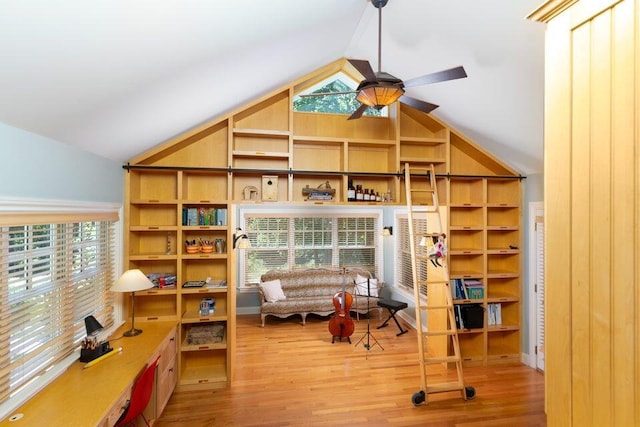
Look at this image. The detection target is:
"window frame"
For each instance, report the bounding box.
[238,207,383,290]
[0,199,120,420]
[292,71,389,117]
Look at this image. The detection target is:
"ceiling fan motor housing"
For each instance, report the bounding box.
[371,0,389,9]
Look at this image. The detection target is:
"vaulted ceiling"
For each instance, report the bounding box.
[0,0,545,174]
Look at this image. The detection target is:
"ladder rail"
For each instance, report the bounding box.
[405,163,471,405]
[405,165,428,394]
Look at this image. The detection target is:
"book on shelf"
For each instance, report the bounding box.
[215,208,227,226]
[487,303,502,326]
[206,279,227,288]
[451,279,468,300]
[464,279,484,299]
[454,304,464,329]
[184,208,198,226]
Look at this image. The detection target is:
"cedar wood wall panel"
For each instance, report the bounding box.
[540,0,639,425]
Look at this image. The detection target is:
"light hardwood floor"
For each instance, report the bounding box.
[157,314,546,427]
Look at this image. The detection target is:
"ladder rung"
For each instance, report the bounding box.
[410,189,435,193]
[425,381,465,395]
[415,279,449,285]
[409,206,439,212]
[424,330,456,336]
[418,304,450,310]
[423,356,461,364]
[413,232,444,237]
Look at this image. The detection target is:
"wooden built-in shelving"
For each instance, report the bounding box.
[123,58,523,390]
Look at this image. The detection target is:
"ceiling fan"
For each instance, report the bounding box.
[304,0,467,120]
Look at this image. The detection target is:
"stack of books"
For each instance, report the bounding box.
[464,279,484,299]
[146,273,176,288]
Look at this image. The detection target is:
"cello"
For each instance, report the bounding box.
[328,267,355,343]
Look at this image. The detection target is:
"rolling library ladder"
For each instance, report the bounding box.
[404,163,475,406]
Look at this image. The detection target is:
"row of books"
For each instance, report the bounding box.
[451,278,484,300]
[487,303,503,326]
[182,207,227,226]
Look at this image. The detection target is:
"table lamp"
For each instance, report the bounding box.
[111,269,154,337]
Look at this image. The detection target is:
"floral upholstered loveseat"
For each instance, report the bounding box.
[258,268,382,327]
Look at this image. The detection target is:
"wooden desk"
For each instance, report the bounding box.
[0,322,177,427]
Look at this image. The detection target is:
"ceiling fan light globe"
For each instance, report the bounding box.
[356,84,405,108]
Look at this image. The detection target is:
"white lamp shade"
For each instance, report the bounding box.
[418,236,428,247]
[111,269,155,292]
[236,237,251,249]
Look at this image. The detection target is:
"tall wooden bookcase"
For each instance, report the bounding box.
[446,137,523,366]
[123,58,523,391]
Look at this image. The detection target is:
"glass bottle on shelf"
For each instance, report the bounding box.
[356,185,364,202]
[375,191,381,202]
[363,189,370,202]
[347,179,356,202]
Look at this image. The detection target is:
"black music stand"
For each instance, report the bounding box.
[354,278,383,353]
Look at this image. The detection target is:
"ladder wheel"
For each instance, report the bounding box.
[465,386,476,400]
[411,390,426,406]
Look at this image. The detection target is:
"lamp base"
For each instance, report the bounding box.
[123,328,143,337]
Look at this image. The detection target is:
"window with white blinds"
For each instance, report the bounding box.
[240,213,379,287]
[396,215,429,296]
[0,220,116,405]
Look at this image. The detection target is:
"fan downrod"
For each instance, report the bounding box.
[371,0,388,9]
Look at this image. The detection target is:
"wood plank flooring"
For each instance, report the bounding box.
[157,314,546,427]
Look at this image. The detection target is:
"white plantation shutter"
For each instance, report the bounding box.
[535,215,545,370]
[241,213,379,286]
[337,217,376,270]
[0,220,116,405]
[397,215,429,295]
[243,217,290,284]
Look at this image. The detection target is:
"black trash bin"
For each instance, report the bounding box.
[461,304,484,329]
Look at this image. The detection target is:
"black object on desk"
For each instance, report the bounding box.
[377,299,408,336]
[80,341,113,363]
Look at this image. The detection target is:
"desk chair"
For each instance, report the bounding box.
[115,356,160,427]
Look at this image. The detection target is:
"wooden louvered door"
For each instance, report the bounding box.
[534,207,544,371]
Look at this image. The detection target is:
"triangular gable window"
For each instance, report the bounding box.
[293,72,387,117]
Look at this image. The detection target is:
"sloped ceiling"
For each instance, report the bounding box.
[0,0,545,175]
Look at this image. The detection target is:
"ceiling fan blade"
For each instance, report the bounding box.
[399,95,439,114]
[348,59,377,82]
[299,91,357,98]
[348,103,369,120]
[403,66,467,88]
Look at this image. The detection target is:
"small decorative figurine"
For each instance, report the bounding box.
[428,233,447,267]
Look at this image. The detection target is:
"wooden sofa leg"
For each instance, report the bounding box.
[301,313,307,325]
[261,314,266,327]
